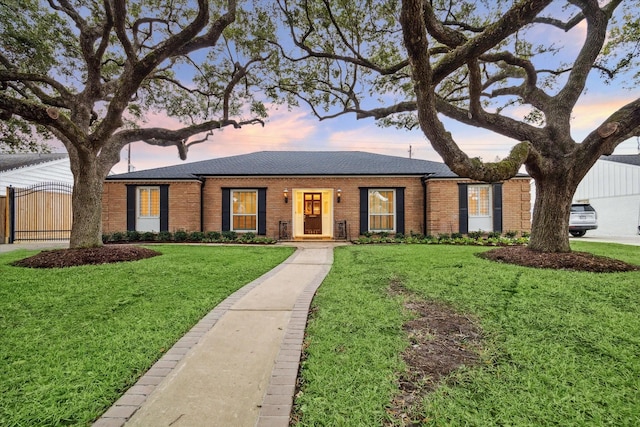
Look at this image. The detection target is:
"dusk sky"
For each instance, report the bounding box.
[100,87,638,175]
[45,4,639,175]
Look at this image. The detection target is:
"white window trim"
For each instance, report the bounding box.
[231,189,258,232]
[137,186,160,219]
[368,189,396,232]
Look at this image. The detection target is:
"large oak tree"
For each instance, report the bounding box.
[0,0,276,248]
[273,0,640,252]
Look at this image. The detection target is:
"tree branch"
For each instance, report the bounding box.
[113,117,264,160]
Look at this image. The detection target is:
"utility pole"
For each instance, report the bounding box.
[127,143,133,172]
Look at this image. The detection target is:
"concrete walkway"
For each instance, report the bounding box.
[93,243,335,427]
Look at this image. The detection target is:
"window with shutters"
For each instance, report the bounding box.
[138,187,160,218]
[368,189,395,232]
[232,190,257,231]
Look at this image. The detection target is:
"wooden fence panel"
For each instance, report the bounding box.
[9,183,73,242]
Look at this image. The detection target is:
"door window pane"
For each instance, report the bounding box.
[138,187,160,218]
[468,185,490,216]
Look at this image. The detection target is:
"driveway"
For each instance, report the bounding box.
[572,235,640,246]
[0,241,69,253]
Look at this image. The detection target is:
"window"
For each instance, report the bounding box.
[232,190,257,231]
[369,189,395,231]
[138,187,160,218]
[468,185,490,217]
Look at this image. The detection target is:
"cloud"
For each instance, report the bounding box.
[571,93,635,133]
[112,107,319,173]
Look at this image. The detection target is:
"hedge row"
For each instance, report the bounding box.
[353,231,530,245]
[102,230,277,244]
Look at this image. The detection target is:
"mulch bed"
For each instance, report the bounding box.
[10,244,638,272]
[478,245,639,273]
[11,245,161,268]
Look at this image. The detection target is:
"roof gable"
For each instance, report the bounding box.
[107,151,458,180]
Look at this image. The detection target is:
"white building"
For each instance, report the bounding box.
[1,153,73,243]
[0,153,72,196]
[573,154,640,236]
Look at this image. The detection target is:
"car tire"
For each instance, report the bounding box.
[570,230,587,237]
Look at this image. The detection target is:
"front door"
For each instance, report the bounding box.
[304,193,322,234]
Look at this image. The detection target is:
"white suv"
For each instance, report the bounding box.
[569,203,598,237]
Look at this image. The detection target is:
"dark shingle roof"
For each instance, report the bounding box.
[107,151,460,180]
[601,154,640,167]
[0,153,68,173]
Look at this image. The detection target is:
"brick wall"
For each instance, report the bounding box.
[502,178,532,232]
[103,176,531,238]
[102,180,201,233]
[425,177,531,235]
[102,182,127,233]
[202,176,425,239]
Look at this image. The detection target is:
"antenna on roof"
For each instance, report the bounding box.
[408,145,413,159]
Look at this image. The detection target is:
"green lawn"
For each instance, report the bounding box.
[293,242,640,426]
[0,244,294,426]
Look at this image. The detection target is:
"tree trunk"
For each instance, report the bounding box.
[69,156,107,248]
[528,173,577,253]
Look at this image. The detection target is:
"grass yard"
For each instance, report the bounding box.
[293,242,640,426]
[0,244,294,426]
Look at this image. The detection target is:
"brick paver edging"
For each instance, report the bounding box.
[255,262,332,427]
[92,250,299,427]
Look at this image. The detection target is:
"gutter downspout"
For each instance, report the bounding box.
[421,174,433,236]
[199,177,206,232]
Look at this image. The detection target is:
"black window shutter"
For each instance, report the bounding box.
[359,188,368,235]
[395,188,405,234]
[126,185,136,231]
[222,189,230,231]
[160,185,169,232]
[258,189,267,235]
[492,183,503,233]
[458,184,468,234]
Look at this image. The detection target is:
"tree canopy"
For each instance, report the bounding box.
[270,0,640,251]
[0,0,279,247]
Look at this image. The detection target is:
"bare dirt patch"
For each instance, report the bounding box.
[386,298,483,426]
[478,245,639,273]
[11,245,161,268]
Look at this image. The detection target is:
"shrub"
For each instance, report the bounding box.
[488,231,502,239]
[101,233,111,244]
[205,231,221,241]
[158,231,172,242]
[253,237,277,244]
[521,231,531,238]
[141,231,157,241]
[188,231,205,242]
[173,230,188,242]
[222,230,238,241]
[125,230,141,241]
[437,233,450,241]
[451,232,463,239]
[111,231,126,242]
[410,231,425,240]
[467,230,484,240]
[239,232,256,242]
[505,230,518,239]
